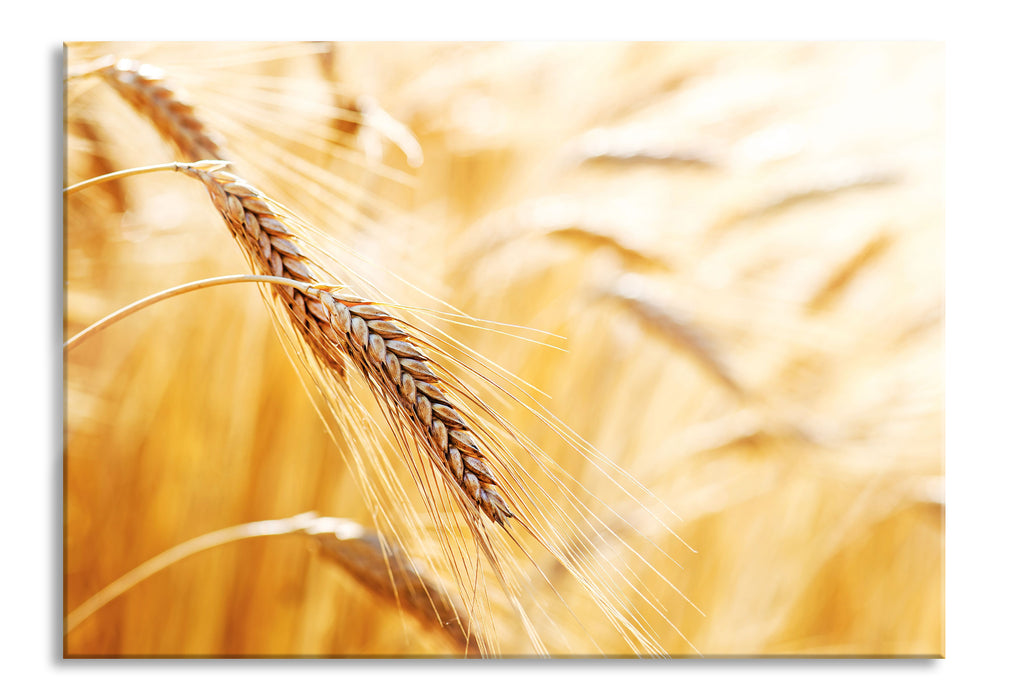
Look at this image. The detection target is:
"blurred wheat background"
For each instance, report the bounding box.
[64,41,943,657]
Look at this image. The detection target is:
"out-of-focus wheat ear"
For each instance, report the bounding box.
[601,279,745,397]
[67,114,129,212]
[806,230,894,313]
[709,164,901,236]
[573,127,721,169]
[308,517,483,657]
[98,58,230,163]
[453,197,674,280]
[546,226,675,274]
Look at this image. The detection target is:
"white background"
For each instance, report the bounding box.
[7,2,1001,697]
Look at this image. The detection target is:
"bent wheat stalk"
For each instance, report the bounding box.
[63,158,229,196]
[63,273,325,352]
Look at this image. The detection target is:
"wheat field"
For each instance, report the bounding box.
[63,41,943,657]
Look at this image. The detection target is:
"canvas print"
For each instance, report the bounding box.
[64,41,943,657]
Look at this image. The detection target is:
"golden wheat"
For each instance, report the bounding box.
[65,41,944,658]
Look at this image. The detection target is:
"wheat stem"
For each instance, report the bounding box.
[63,159,230,195]
[64,274,326,352]
[65,512,320,634]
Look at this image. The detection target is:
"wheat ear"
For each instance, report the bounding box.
[180,163,515,526]
[604,281,744,396]
[94,59,515,526]
[308,519,482,656]
[98,58,229,162]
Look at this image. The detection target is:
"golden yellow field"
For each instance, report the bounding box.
[64,41,943,657]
